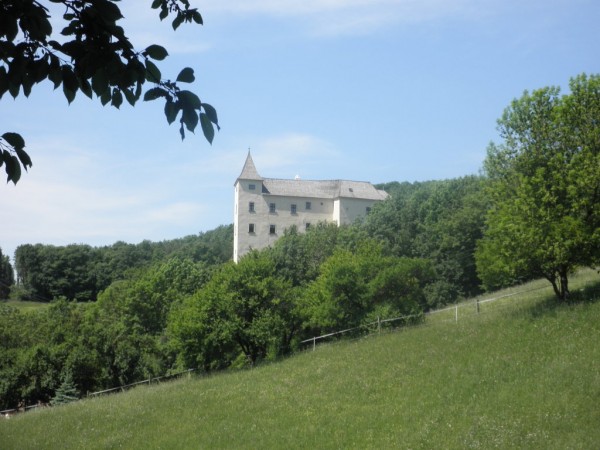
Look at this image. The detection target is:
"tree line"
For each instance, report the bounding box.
[3,225,232,302]
[0,73,598,410]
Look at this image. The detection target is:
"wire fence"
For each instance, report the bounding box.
[1,369,195,418]
[300,283,554,351]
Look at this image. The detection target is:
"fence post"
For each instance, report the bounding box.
[476,298,480,314]
[313,336,316,352]
[377,316,381,334]
[455,304,458,322]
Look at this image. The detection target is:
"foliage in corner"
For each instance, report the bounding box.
[0,0,218,185]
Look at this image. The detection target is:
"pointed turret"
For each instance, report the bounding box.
[237,151,263,181]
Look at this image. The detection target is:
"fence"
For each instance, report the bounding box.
[1,368,195,418]
[300,284,552,351]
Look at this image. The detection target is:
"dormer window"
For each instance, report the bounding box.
[249,184,256,190]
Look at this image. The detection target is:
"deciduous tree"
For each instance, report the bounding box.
[168,252,298,370]
[476,74,600,300]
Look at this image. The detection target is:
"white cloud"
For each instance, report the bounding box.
[249,133,341,178]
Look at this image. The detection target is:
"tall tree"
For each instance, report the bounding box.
[476,74,600,300]
[0,247,14,299]
[0,0,218,185]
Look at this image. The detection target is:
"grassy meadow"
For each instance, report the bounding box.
[1,299,50,313]
[1,270,599,449]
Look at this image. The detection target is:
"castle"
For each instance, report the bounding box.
[233,152,389,262]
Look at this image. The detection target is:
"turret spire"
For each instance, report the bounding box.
[237,151,263,181]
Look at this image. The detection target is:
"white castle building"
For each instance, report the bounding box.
[233,152,389,262]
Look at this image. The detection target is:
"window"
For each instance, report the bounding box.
[249,184,256,190]
[269,203,276,213]
[305,201,311,210]
[305,223,311,231]
[269,224,276,235]
[291,204,297,215]
[249,202,255,212]
[366,206,372,214]
[248,223,255,233]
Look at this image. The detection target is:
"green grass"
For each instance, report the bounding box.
[1,299,50,313]
[2,271,599,449]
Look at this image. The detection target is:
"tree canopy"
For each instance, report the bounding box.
[0,0,218,185]
[476,74,600,300]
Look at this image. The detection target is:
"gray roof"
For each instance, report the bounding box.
[237,152,263,181]
[262,178,389,201]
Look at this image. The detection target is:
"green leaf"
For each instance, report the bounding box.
[192,11,203,25]
[123,88,136,106]
[202,103,219,129]
[63,87,76,104]
[111,90,123,109]
[7,155,21,184]
[145,60,162,82]
[172,15,184,30]
[151,0,162,9]
[2,132,25,150]
[15,148,32,169]
[182,107,198,132]
[176,67,195,83]
[79,78,93,99]
[143,87,166,102]
[145,45,169,61]
[94,0,124,23]
[200,112,215,144]
[8,82,20,99]
[48,65,62,89]
[159,7,168,21]
[22,73,34,97]
[100,90,111,106]
[61,66,79,103]
[164,100,180,124]
[179,122,185,140]
[179,90,201,110]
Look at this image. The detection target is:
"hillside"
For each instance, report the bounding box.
[1,272,599,449]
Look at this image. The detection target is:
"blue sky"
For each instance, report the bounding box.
[1,0,599,260]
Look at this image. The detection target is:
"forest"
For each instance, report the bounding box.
[0,73,598,410]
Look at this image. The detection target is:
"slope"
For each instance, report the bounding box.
[1,272,599,449]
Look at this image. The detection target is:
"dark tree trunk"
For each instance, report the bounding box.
[547,269,570,301]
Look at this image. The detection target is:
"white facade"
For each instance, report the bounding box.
[233,153,388,262]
